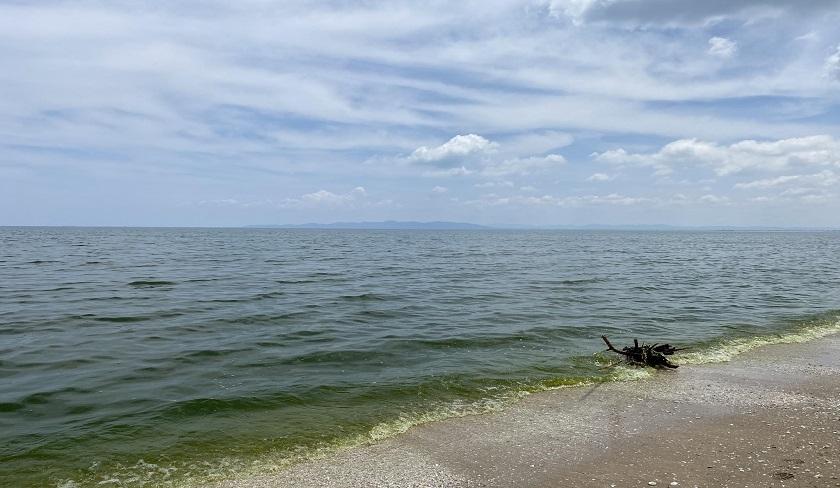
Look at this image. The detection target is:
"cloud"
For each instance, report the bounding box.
[431,185,448,193]
[475,180,514,188]
[422,166,474,177]
[282,186,369,208]
[826,44,840,81]
[698,194,730,204]
[482,154,566,177]
[468,192,655,207]
[546,0,601,23]
[733,170,840,190]
[587,172,614,182]
[708,37,737,58]
[408,134,498,165]
[734,174,805,189]
[3,1,840,226]
[196,198,242,207]
[302,187,365,204]
[407,134,566,178]
[593,135,840,176]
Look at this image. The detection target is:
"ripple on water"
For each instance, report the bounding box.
[127,280,176,288]
[2,228,840,488]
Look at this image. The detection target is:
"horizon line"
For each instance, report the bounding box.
[3,222,840,231]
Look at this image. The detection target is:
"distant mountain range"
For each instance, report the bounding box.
[245,221,837,231]
[246,221,490,229]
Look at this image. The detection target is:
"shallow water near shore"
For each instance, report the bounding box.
[1,227,839,487]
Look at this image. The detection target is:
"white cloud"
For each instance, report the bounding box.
[802,195,832,203]
[431,185,448,193]
[546,0,601,23]
[475,180,514,188]
[197,198,240,206]
[283,186,368,207]
[468,192,655,207]
[734,174,803,189]
[780,187,814,196]
[468,191,739,208]
[795,31,818,42]
[422,166,473,178]
[407,134,566,178]
[408,134,498,164]
[4,1,840,227]
[587,172,614,182]
[825,44,840,81]
[698,194,730,204]
[593,135,840,176]
[482,154,566,177]
[708,36,737,58]
[733,170,838,204]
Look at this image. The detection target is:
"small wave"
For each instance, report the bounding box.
[351,309,401,320]
[128,280,176,287]
[202,291,285,304]
[339,293,387,301]
[53,317,829,488]
[275,273,349,284]
[0,401,23,412]
[283,348,393,365]
[107,371,638,488]
[255,291,285,299]
[151,390,316,421]
[386,325,597,352]
[15,387,94,407]
[268,318,840,474]
[176,347,253,363]
[67,312,181,323]
[160,396,301,417]
[677,315,840,365]
[411,335,528,349]
[91,316,153,323]
[556,277,607,285]
[215,311,314,326]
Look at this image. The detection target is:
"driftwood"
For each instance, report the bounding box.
[601,335,687,369]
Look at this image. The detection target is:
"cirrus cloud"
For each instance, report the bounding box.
[2,0,840,227]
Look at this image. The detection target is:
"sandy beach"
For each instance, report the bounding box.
[215,334,840,488]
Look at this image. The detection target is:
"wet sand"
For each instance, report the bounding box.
[217,335,840,487]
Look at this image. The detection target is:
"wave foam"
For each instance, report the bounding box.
[678,317,840,365]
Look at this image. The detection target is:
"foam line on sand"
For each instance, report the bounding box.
[214,334,840,487]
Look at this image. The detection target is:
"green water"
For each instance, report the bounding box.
[1,228,839,487]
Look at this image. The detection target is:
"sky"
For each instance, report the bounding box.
[2,0,840,227]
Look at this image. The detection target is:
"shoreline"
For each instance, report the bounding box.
[215,334,840,487]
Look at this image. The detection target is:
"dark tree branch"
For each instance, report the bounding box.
[601,335,683,369]
[601,335,629,356]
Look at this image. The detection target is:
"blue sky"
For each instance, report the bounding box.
[2,0,840,227]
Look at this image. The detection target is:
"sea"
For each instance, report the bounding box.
[1,227,839,487]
